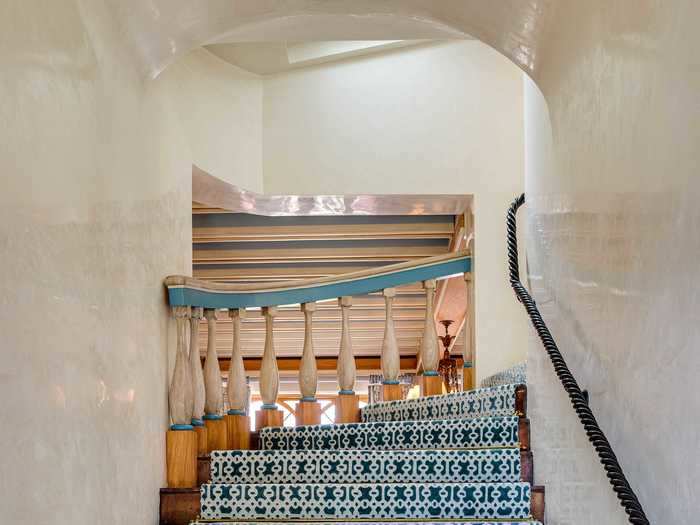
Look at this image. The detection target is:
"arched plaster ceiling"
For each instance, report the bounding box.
[205,40,447,76]
[106,1,546,79]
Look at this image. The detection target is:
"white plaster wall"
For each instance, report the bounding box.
[523,2,700,523]
[158,48,263,192]
[524,76,628,524]
[262,41,529,381]
[0,2,192,523]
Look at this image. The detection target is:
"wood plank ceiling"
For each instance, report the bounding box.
[192,203,463,395]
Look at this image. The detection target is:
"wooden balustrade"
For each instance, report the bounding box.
[256,307,283,429]
[420,279,444,396]
[166,306,196,488]
[381,288,402,401]
[463,273,475,391]
[203,309,227,452]
[335,296,360,422]
[188,307,207,455]
[226,308,250,448]
[164,251,472,473]
[297,302,321,425]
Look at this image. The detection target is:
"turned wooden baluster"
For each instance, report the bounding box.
[226,308,250,448]
[297,302,321,425]
[256,306,283,429]
[381,288,402,401]
[166,306,197,488]
[335,296,359,422]
[169,306,194,428]
[188,307,207,454]
[463,273,475,390]
[420,279,443,396]
[202,308,227,451]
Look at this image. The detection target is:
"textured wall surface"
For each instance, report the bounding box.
[524,2,700,523]
[3,1,699,523]
[0,2,190,523]
[158,48,263,192]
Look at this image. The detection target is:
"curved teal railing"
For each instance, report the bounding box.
[165,251,470,308]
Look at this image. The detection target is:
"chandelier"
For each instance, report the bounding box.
[437,320,459,393]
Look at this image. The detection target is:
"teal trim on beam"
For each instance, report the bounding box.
[463,361,473,368]
[191,418,204,427]
[203,414,223,420]
[167,256,470,309]
[227,409,246,416]
[382,380,400,385]
[170,424,194,431]
[423,370,439,377]
[339,389,355,395]
[262,403,277,410]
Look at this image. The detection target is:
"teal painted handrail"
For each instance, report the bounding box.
[165,251,470,309]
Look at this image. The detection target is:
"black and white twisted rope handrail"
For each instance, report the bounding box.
[507,193,650,525]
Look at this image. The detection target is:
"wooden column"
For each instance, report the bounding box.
[256,306,283,430]
[381,288,402,401]
[203,309,227,452]
[335,296,360,423]
[297,302,321,426]
[226,308,250,449]
[463,272,475,391]
[420,279,444,396]
[167,306,196,488]
[188,307,207,455]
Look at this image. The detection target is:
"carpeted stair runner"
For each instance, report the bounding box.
[195,383,541,524]
[210,448,522,484]
[360,383,522,422]
[259,415,520,450]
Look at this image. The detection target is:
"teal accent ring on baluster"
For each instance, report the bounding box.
[203,414,223,420]
[262,403,277,410]
[423,370,439,377]
[463,361,473,368]
[382,380,401,385]
[227,409,246,416]
[339,389,355,395]
[301,396,317,402]
[170,424,194,431]
[191,418,204,427]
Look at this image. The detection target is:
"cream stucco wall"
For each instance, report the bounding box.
[4,2,700,524]
[158,48,263,192]
[0,3,263,524]
[262,41,529,381]
[523,2,700,523]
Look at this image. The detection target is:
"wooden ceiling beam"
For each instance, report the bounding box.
[193,221,454,243]
[216,355,463,372]
[193,245,445,265]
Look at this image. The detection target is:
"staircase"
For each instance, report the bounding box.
[193,384,543,524]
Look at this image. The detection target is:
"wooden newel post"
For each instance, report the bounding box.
[381,288,402,401]
[297,302,321,426]
[226,308,250,449]
[166,306,197,488]
[335,296,360,423]
[188,307,208,455]
[420,279,444,396]
[463,273,475,391]
[202,309,227,452]
[256,306,283,430]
